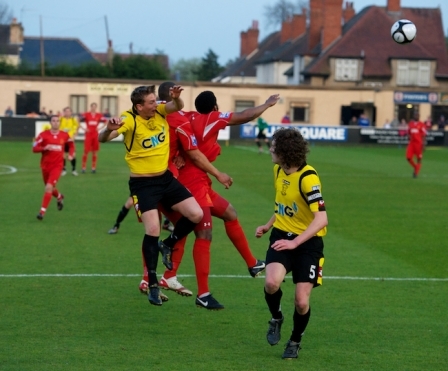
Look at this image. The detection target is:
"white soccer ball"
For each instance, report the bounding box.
[391,19,416,44]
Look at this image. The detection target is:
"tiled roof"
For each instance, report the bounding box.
[20,37,98,67]
[304,6,448,78]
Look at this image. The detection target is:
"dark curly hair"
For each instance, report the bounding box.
[195,91,217,114]
[131,85,156,106]
[158,81,175,101]
[271,127,309,169]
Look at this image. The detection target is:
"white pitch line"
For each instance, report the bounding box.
[0,165,17,175]
[0,274,447,281]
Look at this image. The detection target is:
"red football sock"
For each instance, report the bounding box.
[82,153,87,169]
[224,219,257,267]
[92,154,97,170]
[415,162,422,175]
[40,191,52,214]
[163,236,187,280]
[52,188,60,198]
[407,158,417,171]
[193,238,211,297]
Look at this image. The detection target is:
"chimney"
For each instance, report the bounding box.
[9,18,24,45]
[308,0,324,52]
[322,0,343,51]
[282,13,307,43]
[343,2,356,24]
[387,0,401,13]
[240,21,259,57]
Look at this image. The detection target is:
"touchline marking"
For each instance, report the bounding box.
[0,274,447,281]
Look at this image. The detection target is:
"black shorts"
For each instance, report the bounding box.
[266,227,324,286]
[128,171,192,214]
[257,131,267,140]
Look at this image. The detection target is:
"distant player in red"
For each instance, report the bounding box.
[406,113,427,178]
[80,103,106,173]
[33,115,74,220]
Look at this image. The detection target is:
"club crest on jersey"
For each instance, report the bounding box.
[219,112,231,119]
[281,179,290,196]
[121,115,127,120]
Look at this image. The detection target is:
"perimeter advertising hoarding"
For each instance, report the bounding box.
[240,124,347,142]
[359,128,445,145]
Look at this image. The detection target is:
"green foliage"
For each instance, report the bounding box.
[0,54,168,79]
[171,57,201,81]
[0,141,447,371]
[196,49,225,81]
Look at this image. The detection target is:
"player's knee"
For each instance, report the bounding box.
[265,279,281,293]
[190,207,203,223]
[195,228,212,241]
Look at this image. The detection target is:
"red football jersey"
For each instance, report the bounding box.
[178,110,233,183]
[167,111,199,177]
[82,112,105,134]
[408,120,426,145]
[33,130,73,169]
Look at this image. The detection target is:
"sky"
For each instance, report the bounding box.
[8,0,448,66]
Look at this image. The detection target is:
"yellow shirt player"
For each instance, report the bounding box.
[255,127,328,360]
[59,107,79,176]
[98,84,202,307]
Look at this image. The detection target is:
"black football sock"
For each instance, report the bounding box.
[163,216,196,247]
[71,158,76,171]
[291,307,311,343]
[115,205,130,228]
[142,234,159,285]
[264,287,283,320]
[63,159,66,171]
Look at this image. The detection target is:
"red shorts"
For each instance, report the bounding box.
[42,166,62,186]
[406,143,423,159]
[84,133,99,152]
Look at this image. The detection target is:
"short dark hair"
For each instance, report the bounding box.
[195,91,217,114]
[131,85,156,106]
[158,82,175,102]
[271,127,309,169]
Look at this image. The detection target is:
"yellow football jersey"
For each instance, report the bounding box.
[272,164,327,236]
[59,117,79,138]
[117,104,169,174]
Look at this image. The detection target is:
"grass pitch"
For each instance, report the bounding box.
[0,140,447,371]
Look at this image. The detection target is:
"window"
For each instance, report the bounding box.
[291,102,310,123]
[70,95,87,115]
[101,96,118,116]
[335,59,359,81]
[397,60,430,86]
[234,100,254,112]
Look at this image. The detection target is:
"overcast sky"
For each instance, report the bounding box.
[9,0,448,66]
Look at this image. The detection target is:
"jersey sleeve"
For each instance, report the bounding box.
[300,173,326,213]
[117,111,135,135]
[176,122,198,151]
[157,104,168,117]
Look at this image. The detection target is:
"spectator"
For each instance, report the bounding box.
[437,115,446,130]
[383,119,391,129]
[398,118,408,137]
[349,116,358,125]
[281,112,291,124]
[26,111,40,118]
[4,106,13,117]
[357,113,370,127]
[424,116,432,131]
[103,108,111,118]
[39,107,49,118]
[390,115,399,128]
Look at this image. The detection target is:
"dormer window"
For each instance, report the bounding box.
[335,59,359,81]
[396,60,430,87]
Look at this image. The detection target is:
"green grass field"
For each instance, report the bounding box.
[0,140,447,371]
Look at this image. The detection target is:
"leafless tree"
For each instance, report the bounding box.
[0,1,13,25]
[263,0,308,30]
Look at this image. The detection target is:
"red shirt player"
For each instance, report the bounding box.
[33,115,74,220]
[80,102,106,173]
[406,113,427,178]
[157,90,280,310]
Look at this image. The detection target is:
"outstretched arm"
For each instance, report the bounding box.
[228,94,280,126]
[165,86,184,114]
[98,117,122,142]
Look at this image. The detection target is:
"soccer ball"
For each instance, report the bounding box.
[391,19,416,44]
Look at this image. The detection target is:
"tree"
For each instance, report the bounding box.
[170,58,201,81]
[196,49,224,81]
[0,1,13,25]
[111,54,168,80]
[263,0,308,30]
